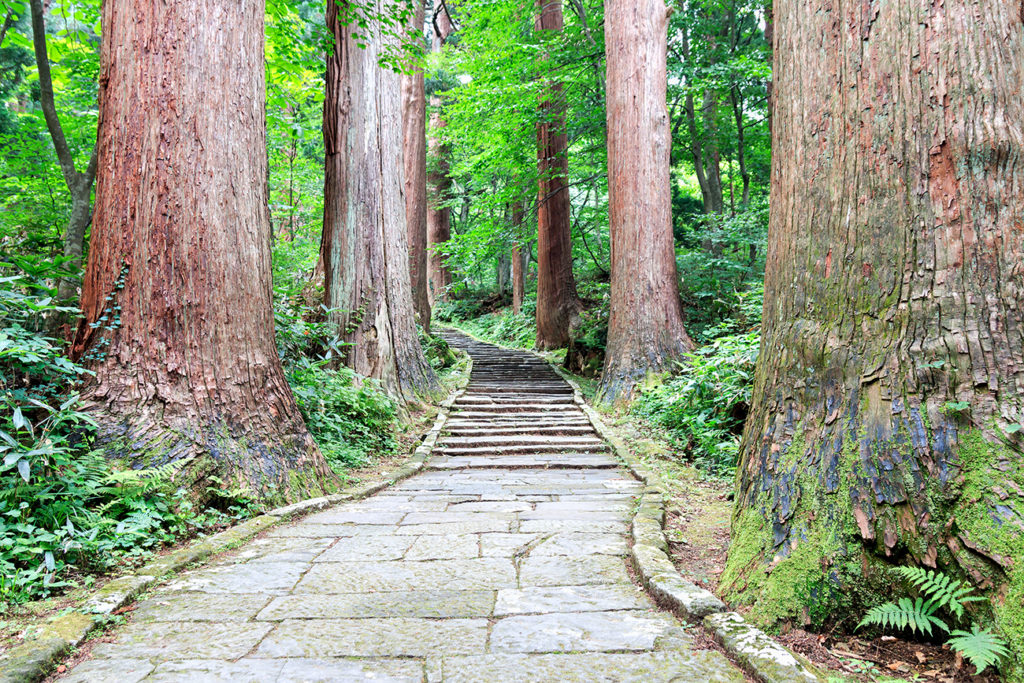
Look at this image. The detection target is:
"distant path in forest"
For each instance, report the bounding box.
[59,333,743,682]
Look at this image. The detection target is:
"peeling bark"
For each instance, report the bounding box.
[75,0,333,504]
[726,0,1024,663]
[599,0,693,404]
[322,0,440,401]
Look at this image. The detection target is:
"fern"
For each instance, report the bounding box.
[894,567,984,619]
[948,625,1010,673]
[858,597,948,636]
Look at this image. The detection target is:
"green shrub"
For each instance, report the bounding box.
[457,308,536,349]
[286,360,397,471]
[633,328,759,476]
[1,270,248,606]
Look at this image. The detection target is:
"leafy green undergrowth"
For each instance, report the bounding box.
[437,299,538,350]
[1,271,254,608]
[287,361,398,472]
[632,328,759,476]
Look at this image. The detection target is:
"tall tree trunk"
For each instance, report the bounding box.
[534,0,581,350]
[402,0,431,333]
[496,253,510,295]
[322,0,440,401]
[701,89,725,213]
[426,4,454,306]
[764,0,774,137]
[599,0,692,404]
[73,0,332,504]
[512,202,526,315]
[724,0,1024,669]
[729,87,751,207]
[29,0,98,304]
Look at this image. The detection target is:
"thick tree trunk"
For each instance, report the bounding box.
[402,0,430,333]
[322,0,440,401]
[426,5,453,306]
[725,0,1024,670]
[73,0,332,504]
[30,0,98,304]
[512,202,527,315]
[599,0,692,404]
[534,0,581,350]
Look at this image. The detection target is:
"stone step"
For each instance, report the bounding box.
[449,411,588,420]
[440,435,606,447]
[451,403,579,413]
[437,444,610,456]
[445,426,597,437]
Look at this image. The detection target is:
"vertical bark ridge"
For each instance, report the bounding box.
[75,0,333,504]
[534,0,582,350]
[726,0,1024,665]
[598,0,692,403]
[322,0,440,401]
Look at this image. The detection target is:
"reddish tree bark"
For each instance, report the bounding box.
[322,0,440,400]
[599,0,692,403]
[725,0,1024,664]
[534,0,581,350]
[426,4,454,306]
[74,0,332,503]
[402,0,430,333]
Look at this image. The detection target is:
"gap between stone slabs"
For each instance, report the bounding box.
[440,327,825,683]
[0,362,472,683]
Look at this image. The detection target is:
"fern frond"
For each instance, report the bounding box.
[857,597,948,635]
[948,626,1010,674]
[894,566,979,618]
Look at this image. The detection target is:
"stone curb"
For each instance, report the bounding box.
[705,612,825,683]
[545,363,825,683]
[0,360,472,683]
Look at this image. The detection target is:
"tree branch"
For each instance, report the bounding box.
[30,0,77,189]
[0,9,14,49]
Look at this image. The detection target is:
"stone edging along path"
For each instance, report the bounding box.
[0,361,474,683]
[453,328,825,683]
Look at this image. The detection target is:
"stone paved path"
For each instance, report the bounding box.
[62,332,744,682]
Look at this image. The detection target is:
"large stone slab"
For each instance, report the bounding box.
[314,536,413,562]
[301,510,407,525]
[295,558,516,592]
[62,659,154,683]
[479,533,543,557]
[518,555,632,586]
[132,592,271,623]
[258,590,495,620]
[518,519,629,534]
[163,561,308,594]
[530,533,628,557]
[489,611,678,653]
[405,534,480,560]
[145,658,424,682]
[89,622,274,661]
[393,519,513,535]
[442,652,746,683]
[212,536,333,565]
[255,618,488,658]
[494,585,651,616]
